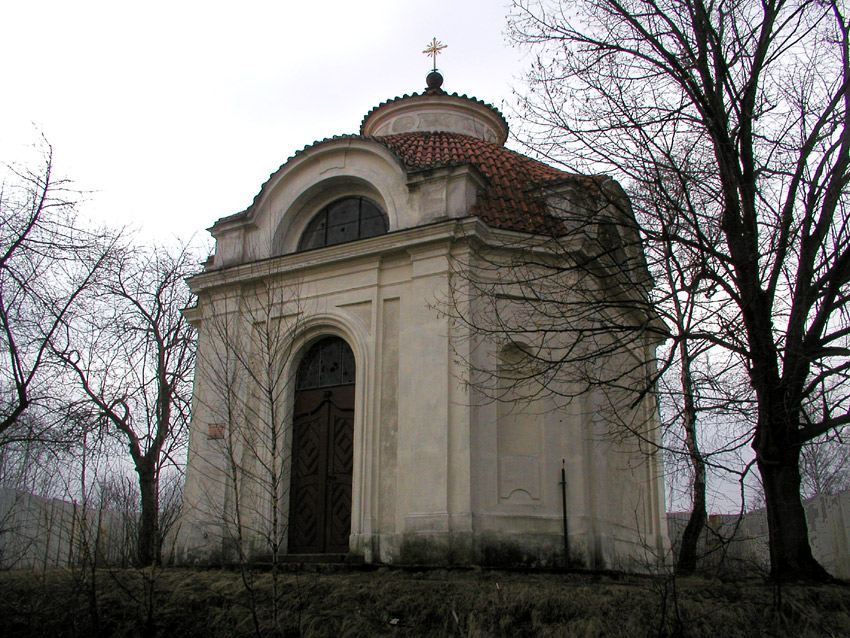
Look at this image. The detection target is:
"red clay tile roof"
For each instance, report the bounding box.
[374,131,594,234]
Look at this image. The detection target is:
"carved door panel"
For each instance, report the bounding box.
[289,384,354,553]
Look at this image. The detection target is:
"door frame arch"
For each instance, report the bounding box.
[284,316,371,555]
[288,335,356,553]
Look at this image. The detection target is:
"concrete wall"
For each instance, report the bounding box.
[180,221,669,571]
[0,486,180,569]
[667,490,850,579]
[0,487,81,569]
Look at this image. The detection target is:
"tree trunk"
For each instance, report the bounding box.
[675,338,707,575]
[756,442,830,581]
[136,464,161,566]
[676,468,707,575]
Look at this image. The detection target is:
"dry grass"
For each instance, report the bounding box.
[1,567,849,637]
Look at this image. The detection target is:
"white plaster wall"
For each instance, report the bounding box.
[183,135,669,569]
[182,224,476,563]
[456,242,668,570]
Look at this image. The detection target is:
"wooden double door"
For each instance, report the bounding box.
[288,337,355,554]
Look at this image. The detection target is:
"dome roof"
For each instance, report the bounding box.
[213,77,601,237]
[374,131,596,234]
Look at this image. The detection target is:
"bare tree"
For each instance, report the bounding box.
[187,272,307,634]
[654,254,727,573]
[505,0,850,579]
[800,431,850,497]
[52,242,197,566]
[0,141,115,443]
[639,176,759,574]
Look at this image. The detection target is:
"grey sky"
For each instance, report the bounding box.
[1,1,526,241]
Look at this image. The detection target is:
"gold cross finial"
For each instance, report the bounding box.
[423,38,447,72]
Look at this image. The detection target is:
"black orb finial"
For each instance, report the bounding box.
[426,70,444,91]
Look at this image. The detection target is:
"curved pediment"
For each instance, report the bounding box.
[207,137,411,268]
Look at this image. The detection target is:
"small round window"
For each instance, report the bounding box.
[298,197,388,251]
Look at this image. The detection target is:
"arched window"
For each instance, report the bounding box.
[295,336,356,390]
[298,197,388,251]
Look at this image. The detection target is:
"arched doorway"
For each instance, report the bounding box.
[288,336,355,554]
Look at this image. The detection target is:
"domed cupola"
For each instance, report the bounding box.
[360,71,509,145]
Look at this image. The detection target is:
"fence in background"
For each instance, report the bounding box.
[0,486,136,569]
[667,490,850,579]
[4,483,849,575]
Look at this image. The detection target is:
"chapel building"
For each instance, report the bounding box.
[180,70,669,570]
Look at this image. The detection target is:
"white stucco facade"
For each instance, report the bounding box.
[179,74,669,570]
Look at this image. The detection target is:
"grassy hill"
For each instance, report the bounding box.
[1,567,849,637]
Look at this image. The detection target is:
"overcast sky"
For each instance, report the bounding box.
[1,2,758,514]
[1,1,529,242]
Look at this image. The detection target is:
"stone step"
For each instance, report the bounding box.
[279,553,363,564]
